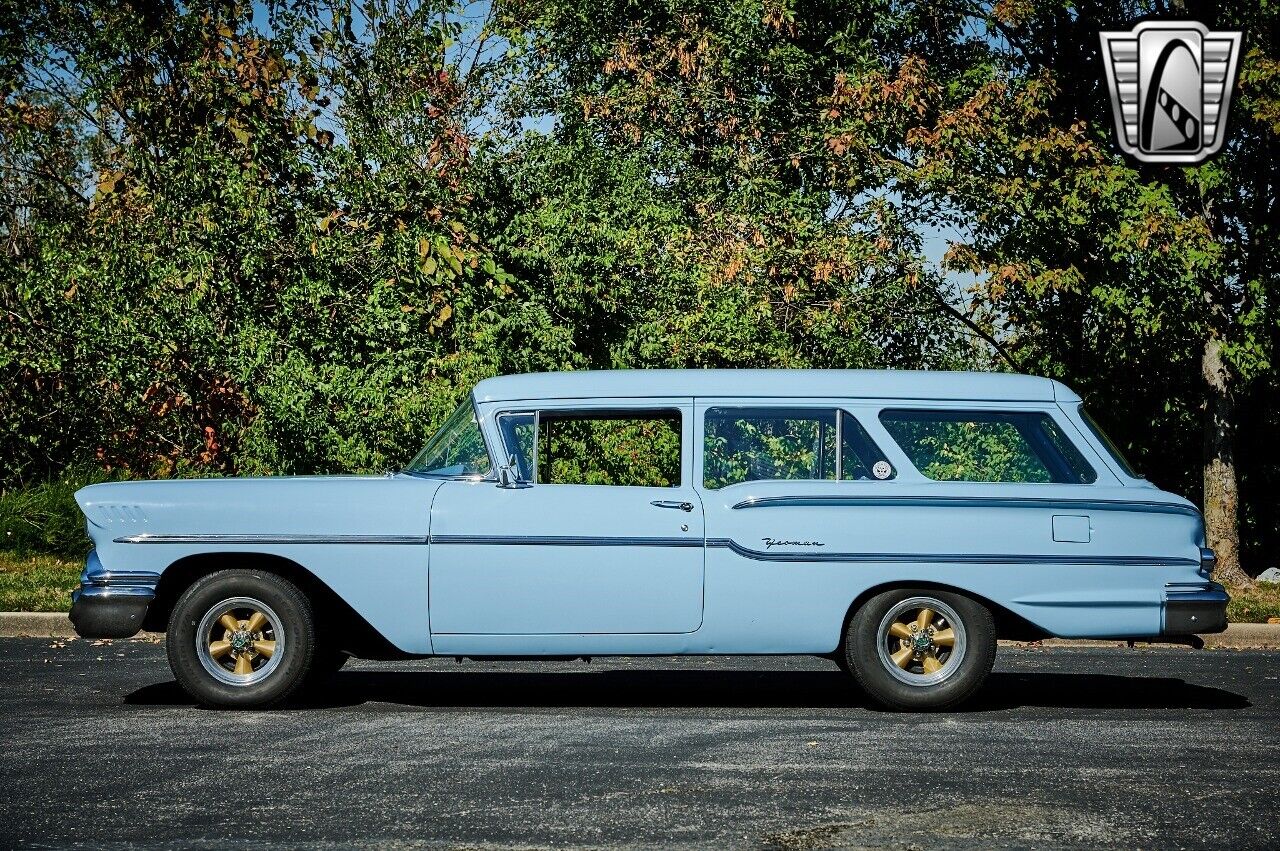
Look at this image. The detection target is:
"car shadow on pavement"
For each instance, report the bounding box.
[124,668,1250,712]
[966,671,1250,711]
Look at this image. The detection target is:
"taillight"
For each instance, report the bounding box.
[1198,547,1216,579]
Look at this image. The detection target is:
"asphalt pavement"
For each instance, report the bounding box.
[1,638,1277,849]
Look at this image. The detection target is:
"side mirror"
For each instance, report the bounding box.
[497,454,529,489]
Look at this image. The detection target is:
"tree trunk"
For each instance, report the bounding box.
[1201,337,1251,587]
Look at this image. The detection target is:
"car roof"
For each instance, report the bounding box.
[471,369,1078,404]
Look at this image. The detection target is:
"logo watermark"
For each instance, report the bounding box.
[1099,21,1242,164]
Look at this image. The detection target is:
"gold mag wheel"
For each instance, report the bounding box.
[196,596,286,687]
[876,596,968,686]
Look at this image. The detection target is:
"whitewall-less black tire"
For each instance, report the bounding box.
[843,588,996,711]
[167,570,315,709]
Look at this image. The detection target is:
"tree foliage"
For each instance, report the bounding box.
[822,0,1278,580]
[1,0,1276,576]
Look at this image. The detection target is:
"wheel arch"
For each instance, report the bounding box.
[837,580,1051,651]
[144,552,408,658]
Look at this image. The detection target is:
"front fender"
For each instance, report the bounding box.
[77,474,445,653]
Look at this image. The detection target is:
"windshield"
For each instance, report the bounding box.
[406,400,492,478]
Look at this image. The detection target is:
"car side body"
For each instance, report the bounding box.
[70,369,1228,709]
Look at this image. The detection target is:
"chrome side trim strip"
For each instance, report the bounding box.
[707,538,1198,567]
[74,560,160,605]
[116,533,701,548]
[74,585,156,600]
[115,534,431,545]
[430,535,702,548]
[729,495,1202,517]
[112,531,1197,568]
[81,570,161,587]
[1163,581,1230,602]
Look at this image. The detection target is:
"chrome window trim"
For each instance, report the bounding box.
[403,471,493,483]
[834,410,842,480]
[493,409,537,482]
[699,405,895,488]
[877,407,1098,485]
[402,394,497,482]
[499,405,685,488]
[702,405,847,489]
[469,392,500,482]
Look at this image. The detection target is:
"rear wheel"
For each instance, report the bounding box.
[844,588,995,711]
[167,570,315,708]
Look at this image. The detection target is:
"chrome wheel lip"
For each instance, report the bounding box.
[875,596,967,687]
[196,596,284,687]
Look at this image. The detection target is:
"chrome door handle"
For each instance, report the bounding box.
[651,500,693,512]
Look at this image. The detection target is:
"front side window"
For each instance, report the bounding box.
[879,409,1096,484]
[406,400,492,478]
[703,407,892,489]
[532,410,682,487]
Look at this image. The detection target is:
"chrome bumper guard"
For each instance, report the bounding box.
[69,551,161,639]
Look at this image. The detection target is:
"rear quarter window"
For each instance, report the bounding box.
[1078,407,1142,479]
[879,409,1097,484]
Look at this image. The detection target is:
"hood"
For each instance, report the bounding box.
[75,475,442,545]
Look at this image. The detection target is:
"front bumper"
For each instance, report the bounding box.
[69,551,160,639]
[1162,581,1230,636]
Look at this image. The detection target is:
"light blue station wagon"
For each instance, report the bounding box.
[70,369,1228,710]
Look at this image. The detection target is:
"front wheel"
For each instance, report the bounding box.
[843,588,995,711]
[167,569,316,708]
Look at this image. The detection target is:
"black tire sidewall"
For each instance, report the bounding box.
[845,588,995,711]
[167,570,315,709]
[316,647,348,678]
[297,645,349,695]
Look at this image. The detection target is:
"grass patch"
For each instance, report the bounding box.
[0,551,81,612]
[1227,583,1280,624]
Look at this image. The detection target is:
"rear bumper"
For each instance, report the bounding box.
[1162,581,1229,636]
[69,551,160,639]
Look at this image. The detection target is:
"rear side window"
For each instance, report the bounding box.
[879,409,1096,484]
[703,408,892,488]
[536,410,681,487]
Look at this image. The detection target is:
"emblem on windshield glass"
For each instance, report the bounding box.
[1099,21,1242,164]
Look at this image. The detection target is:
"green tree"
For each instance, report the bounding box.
[482,0,975,373]
[2,0,1275,581]
[822,0,1276,584]
[1,1,522,482]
